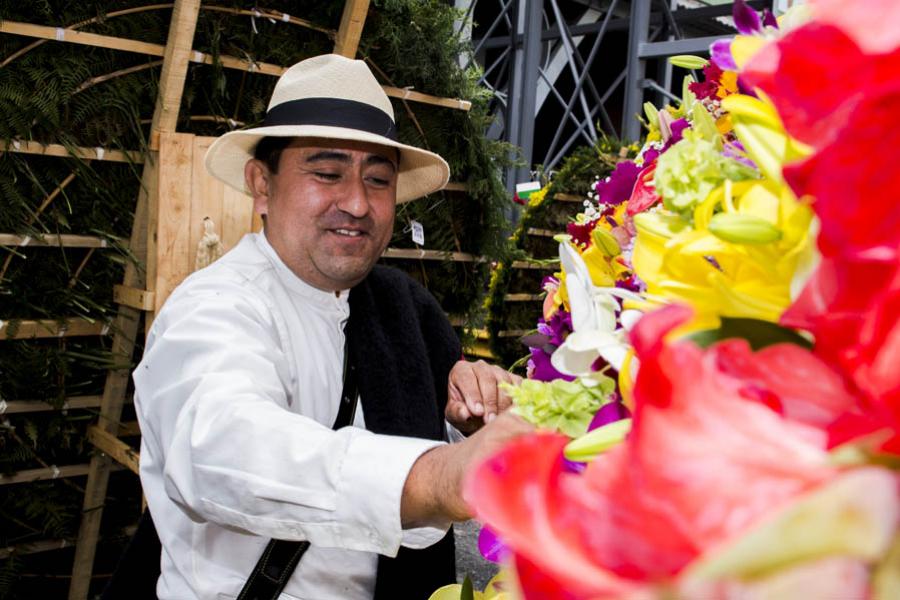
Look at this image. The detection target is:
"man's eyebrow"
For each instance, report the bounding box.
[366,154,398,171]
[304,150,352,164]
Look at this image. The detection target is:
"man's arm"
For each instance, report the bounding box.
[401,412,534,527]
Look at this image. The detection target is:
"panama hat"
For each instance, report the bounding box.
[204,54,450,203]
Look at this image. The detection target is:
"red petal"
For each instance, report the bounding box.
[463,434,639,597]
[626,163,661,215]
[742,24,867,148]
[812,0,900,54]
[783,83,900,256]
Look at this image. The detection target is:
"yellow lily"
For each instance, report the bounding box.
[632,177,816,323]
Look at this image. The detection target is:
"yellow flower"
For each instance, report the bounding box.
[632,178,816,323]
[717,70,739,98]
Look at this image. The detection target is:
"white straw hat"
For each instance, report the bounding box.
[204,54,450,203]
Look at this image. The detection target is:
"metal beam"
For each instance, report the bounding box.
[638,35,726,58]
[623,0,651,141]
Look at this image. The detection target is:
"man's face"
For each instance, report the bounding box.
[245,137,398,291]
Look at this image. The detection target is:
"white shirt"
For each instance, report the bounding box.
[134,233,448,600]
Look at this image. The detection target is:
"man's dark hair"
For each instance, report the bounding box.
[253,136,294,173]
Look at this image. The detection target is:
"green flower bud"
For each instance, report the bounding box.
[669,55,709,70]
[591,227,621,257]
[709,213,783,244]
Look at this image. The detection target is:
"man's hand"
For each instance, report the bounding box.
[402,412,534,526]
[446,360,523,433]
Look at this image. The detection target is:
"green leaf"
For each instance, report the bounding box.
[687,317,813,351]
[669,55,709,70]
[461,576,475,600]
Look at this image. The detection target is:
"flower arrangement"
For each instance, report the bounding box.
[444,1,900,598]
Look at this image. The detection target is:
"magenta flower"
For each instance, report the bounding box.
[594,160,641,206]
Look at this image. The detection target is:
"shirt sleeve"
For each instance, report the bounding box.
[134,279,445,558]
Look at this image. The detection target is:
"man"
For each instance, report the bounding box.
[134,54,531,600]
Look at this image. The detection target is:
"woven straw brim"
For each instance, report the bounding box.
[204,125,450,204]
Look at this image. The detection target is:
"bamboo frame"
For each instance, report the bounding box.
[553,192,585,202]
[333,0,371,57]
[0,319,111,340]
[527,227,558,238]
[87,426,140,476]
[0,464,125,486]
[0,234,113,248]
[1,396,103,415]
[69,1,203,595]
[381,247,484,262]
[1,19,472,112]
[0,140,143,163]
[504,293,544,301]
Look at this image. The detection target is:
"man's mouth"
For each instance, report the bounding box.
[332,228,366,238]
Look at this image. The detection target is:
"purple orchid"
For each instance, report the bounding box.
[477,525,510,563]
[733,0,763,35]
[709,38,738,71]
[527,347,575,382]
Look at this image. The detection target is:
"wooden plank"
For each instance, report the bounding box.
[69,2,202,597]
[189,136,224,269]
[113,285,155,311]
[0,234,111,248]
[470,328,529,339]
[0,538,74,560]
[511,259,560,270]
[1,464,91,485]
[381,247,485,262]
[0,140,143,163]
[553,192,584,203]
[0,20,167,57]
[1,20,471,112]
[504,293,544,302]
[87,426,140,476]
[333,0,371,58]
[0,319,110,340]
[221,180,253,251]
[526,227,558,238]
[154,133,194,314]
[0,396,105,415]
[382,85,472,111]
[464,340,497,360]
[117,421,142,437]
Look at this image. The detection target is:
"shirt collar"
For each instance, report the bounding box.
[254,231,351,315]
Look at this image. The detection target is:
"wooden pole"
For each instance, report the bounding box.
[67,1,202,597]
[333,0,371,58]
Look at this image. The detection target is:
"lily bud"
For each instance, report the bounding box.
[590,227,621,257]
[709,213,783,244]
[564,418,632,462]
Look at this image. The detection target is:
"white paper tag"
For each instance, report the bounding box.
[55,27,65,41]
[282,12,291,22]
[410,220,424,246]
[0,400,7,415]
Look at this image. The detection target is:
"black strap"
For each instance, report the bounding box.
[237,335,359,600]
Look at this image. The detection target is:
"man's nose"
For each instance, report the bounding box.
[335,173,370,218]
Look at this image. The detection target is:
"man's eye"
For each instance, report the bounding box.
[367,177,390,186]
[315,172,341,181]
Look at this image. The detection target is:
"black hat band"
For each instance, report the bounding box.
[263,97,397,141]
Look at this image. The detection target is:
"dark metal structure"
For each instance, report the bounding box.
[459,0,774,189]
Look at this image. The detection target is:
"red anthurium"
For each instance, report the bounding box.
[465,306,840,597]
[626,162,660,216]
[782,83,900,257]
[811,0,900,54]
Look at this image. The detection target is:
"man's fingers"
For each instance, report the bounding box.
[451,362,484,416]
[474,361,500,423]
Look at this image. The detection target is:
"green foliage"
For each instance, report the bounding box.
[0,2,512,594]
[484,136,635,365]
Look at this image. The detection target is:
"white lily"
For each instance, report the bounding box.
[551,242,643,380]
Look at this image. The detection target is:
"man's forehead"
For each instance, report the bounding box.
[285,137,398,162]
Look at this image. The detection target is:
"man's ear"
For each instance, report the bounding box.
[244,159,271,217]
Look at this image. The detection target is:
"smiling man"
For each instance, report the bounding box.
[132,54,529,600]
